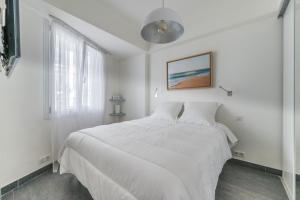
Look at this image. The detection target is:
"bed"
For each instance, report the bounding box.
[59,115,236,200]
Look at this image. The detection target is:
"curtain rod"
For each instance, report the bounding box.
[49,14,112,55]
[278,0,291,18]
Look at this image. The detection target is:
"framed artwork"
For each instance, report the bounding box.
[167,52,213,90]
[1,0,21,76]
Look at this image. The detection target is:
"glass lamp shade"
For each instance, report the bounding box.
[141,8,184,44]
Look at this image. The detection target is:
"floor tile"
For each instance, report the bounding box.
[1,162,288,200]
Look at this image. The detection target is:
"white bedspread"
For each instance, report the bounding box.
[60,117,232,200]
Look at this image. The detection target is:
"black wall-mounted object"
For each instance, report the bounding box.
[219,86,233,96]
[1,0,20,76]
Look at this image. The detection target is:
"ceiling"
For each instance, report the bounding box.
[97,0,282,47]
[23,0,145,59]
[47,4,145,59]
[97,0,282,24]
[30,0,282,58]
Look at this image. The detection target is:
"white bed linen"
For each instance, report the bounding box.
[59,117,232,200]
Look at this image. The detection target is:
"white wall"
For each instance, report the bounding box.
[149,16,283,170]
[0,3,51,187]
[282,0,296,199]
[104,55,121,124]
[0,3,120,188]
[119,54,148,121]
[295,0,300,177]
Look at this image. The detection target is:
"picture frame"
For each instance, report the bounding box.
[167,52,213,90]
[1,0,21,76]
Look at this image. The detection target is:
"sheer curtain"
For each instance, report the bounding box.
[50,20,106,168]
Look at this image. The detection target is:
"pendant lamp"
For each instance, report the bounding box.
[141,0,184,44]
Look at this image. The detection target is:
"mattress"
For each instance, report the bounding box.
[59,117,233,200]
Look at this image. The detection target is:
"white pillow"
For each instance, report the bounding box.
[151,102,183,121]
[179,102,220,126]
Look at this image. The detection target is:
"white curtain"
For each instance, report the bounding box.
[50,20,106,165]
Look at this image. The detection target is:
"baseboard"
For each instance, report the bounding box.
[280,176,293,200]
[0,164,52,196]
[228,158,282,176]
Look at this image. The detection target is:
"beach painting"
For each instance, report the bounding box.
[167,52,213,90]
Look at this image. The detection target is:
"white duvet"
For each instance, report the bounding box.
[59,117,234,200]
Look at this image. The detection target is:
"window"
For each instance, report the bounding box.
[82,45,105,110]
[49,19,106,163]
[51,21,105,115]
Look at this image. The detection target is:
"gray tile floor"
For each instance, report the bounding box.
[1,162,288,200]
